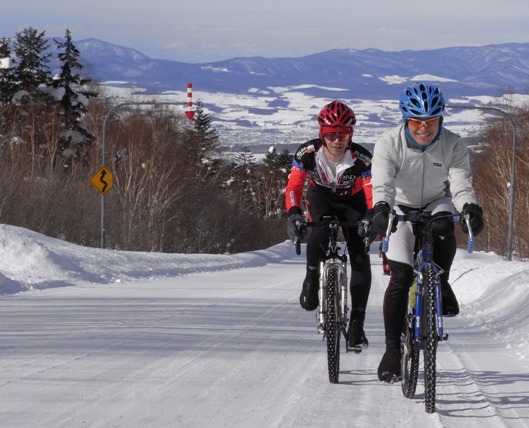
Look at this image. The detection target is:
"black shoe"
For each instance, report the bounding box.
[299,271,319,311]
[347,316,369,351]
[441,283,459,317]
[378,345,402,383]
[347,309,369,352]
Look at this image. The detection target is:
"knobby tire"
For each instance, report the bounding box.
[326,266,340,384]
[401,314,420,399]
[422,264,438,413]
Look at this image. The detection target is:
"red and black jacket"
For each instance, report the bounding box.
[285,138,373,213]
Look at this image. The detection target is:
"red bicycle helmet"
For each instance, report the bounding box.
[318,100,356,138]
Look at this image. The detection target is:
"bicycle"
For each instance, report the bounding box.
[294,215,371,384]
[381,210,474,413]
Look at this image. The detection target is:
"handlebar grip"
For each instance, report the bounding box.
[467,237,474,254]
[463,213,474,254]
[295,238,301,255]
[363,237,370,254]
[381,238,389,253]
[385,211,395,238]
[380,211,395,253]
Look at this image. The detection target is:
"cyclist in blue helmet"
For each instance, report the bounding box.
[370,82,484,383]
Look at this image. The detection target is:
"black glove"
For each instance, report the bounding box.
[461,203,483,236]
[358,210,376,241]
[287,207,306,241]
[372,202,397,237]
[358,219,377,253]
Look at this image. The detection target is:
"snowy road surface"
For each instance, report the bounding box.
[0,226,528,427]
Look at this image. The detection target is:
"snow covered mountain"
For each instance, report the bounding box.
[66,39,529,148]
[74,39,529,99]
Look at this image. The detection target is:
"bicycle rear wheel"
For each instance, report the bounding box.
[401,315,420,398]
[422,264,438,413]
[325,266,340,384]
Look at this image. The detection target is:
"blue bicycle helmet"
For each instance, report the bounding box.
[399,83,445,119]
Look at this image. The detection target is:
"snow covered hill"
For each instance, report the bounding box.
[73,39,529,98]
[68,39,529,149]
[0,224,528,426]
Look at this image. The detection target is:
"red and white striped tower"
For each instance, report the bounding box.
[184,83,195,120]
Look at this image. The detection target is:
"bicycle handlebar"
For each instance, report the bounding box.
[381,211,474,254]
[294,217,372,256]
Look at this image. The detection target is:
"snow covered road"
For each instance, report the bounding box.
[0,229,528,427]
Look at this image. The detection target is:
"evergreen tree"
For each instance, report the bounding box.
[260,147,293,218]
[0,38,16,105]
[278,148,294,173]
[263,147,293,174]
[192,99,219,157]
[13,27,51,96]
[232,146,260,215]
[53,27,98,146]
[234,146,257,173]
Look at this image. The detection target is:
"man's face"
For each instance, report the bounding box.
[407,117,441,146]
[322,131,351,156]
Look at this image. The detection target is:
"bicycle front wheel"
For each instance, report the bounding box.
[422,264,438,413]
[325,266,340,384]
[401,315,420,398]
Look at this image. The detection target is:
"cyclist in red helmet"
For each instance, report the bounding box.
[285,100,374,351]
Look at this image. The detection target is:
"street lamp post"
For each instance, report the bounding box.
[100,101,191,249]
[446,104,517,260]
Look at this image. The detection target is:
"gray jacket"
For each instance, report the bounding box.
[371,124,478,212]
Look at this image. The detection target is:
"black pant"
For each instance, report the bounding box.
[383,233,457,345]
[305,188,371,312]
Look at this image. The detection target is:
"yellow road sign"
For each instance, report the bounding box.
[90,166,113,195]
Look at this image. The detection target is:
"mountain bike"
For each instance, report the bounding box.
[381,210,474,413]
[295,216,371,384]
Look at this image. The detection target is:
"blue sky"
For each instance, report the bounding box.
[2,0,529,63]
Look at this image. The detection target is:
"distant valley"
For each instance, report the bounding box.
[70,39,529,151]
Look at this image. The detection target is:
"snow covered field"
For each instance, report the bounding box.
[109,82,529,152]
[0,224,528,427]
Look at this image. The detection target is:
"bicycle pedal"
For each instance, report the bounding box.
[380,373,402,384]
[347,343,367,353]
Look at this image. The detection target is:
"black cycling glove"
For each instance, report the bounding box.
[372,202,397,237]
[461,203,484,236]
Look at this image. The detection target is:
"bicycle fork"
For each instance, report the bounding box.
[412,265,448,347]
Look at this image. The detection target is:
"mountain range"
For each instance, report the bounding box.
[65,39,529,148]
[74,39,529,99]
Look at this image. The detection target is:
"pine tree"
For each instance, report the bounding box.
[234,146,257,173]
[13,27,51,97]
[192,99,219,157]
[53,27,98,146]
[263,147,293,174]
[260,147,293,218]
[0,37,16,105]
